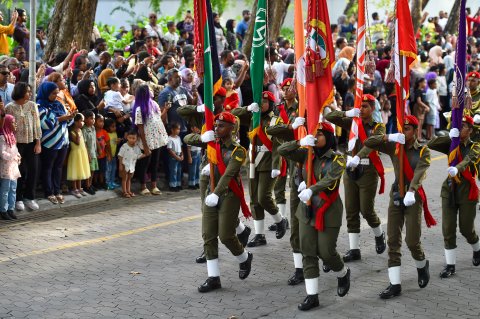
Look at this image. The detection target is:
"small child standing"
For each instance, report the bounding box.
[425,78,440,140]
[223,78,239,111]
[118,130,145,198]
[82,111,97,195]
[104,118,120,190]
[167,122,183,192]
[95,114,111,189]
[0,115,21,220]
[67,113,91,198]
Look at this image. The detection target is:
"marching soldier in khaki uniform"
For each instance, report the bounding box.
[326,94,386,262]
[364,115,431,299]
[427,115,480,278]
[466,71,480,114]
[232,91,288,247]
[267,78,306,285]
[278,122,350,311]
[191,112,252,292]
[180,88,251,264]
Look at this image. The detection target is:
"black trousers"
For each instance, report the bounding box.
[136,147,161,184]
[17,142,39,201]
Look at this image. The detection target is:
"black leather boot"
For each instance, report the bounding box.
[375,232,386,254]
[337,267,350,297]
[0,211,12,220]
[268,223,277,231]
[237,226,251,247]
[198,277,221,293]
[417,260,430,288]
[379,284,402,299]
[247,234,267,247]
[7,210,17,220]
[195,251,206,264]
[287,268,304,285]
[343,249,361,262]
[275,218,288,239]
[439,264,456,278]
[473,250,480,266]
[239,252,253,280]
[298,294,319,311]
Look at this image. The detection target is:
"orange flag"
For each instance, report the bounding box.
[294,0,307,139]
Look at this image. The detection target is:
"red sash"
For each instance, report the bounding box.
[357,121,385,194]
[214,143,252,218]
[401,147,437,227]
[306,156,340,232]
[278,104,300,140]
[456,151,479,201]
[257,123,287,177]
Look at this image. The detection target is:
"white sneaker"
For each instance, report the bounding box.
[15,201,25,211]
[25,200,39,210]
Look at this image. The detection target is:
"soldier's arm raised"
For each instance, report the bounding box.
[214,146,246,196]
[410,146,431,192]
[426,135,450,155]
[183,133,206,148]
[309,155,346,195]
[356,123,386,158]
[278,140,308,163]
[456,142,480,173]
[325,110,353,130]
[266,122,294,141]
[364,133,396,156]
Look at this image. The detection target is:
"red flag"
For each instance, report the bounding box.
[394,0,417,133]
[304,0,334,134]
[294,0,307,140]
[193,0,206,77]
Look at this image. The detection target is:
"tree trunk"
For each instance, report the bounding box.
[343,0,356,16]
[242,0,290,58]
[422,0,430,10]
[44,0,98,61]
[444,0,461,35]
[411,0,423,35]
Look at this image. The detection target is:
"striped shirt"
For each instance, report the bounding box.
[38,102,70,150]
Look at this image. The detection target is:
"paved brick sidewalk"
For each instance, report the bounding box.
[0,150,478,318]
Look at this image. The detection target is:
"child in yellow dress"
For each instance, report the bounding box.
[67,114,91,198]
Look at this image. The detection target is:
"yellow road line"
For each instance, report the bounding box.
[0,214,201,264]
[384,154,446,173]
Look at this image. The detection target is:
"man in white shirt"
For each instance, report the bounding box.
[264,47,294,85]
[438,11,448,30]
[88,38,107,66]
[163,21,180,49]
[145,13,164,51]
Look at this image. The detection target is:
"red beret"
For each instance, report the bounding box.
[404,115,419,127]
[319,122,334,134]
[463,115,474,126]
[214,111,236,124]
[467,71,480,80]
[262,91,276,102]
[281,78,293,88]
[362,94,376,102]
[215,87,227,97]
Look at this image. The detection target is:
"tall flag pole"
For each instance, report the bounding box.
[348,0,366,152]
[448,0,467,167]
[193,0,205,78]
[305,0,335,187]
[248,0,267,179]
[294,0,307,140]
[394,0,417,196]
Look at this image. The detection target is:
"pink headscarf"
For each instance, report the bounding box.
[0,114,16,147]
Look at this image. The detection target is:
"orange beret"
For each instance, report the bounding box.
[320,122,334,134]
[362,94,376,102]
[262,91,276,102]
[281,78,293,88]
[214,111,236,124]
[463,115,474,126]
[404,115,419,127]
[467,71,480,80]
[215,87,227,97]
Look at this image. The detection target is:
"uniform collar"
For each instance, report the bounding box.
[317,148,334,158]
[221,138,234,147]
[461,138,472,147]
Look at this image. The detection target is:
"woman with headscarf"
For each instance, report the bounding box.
[135,65,163,101]
[428,46,443,66]
[0,114,21,220]
[74,79,103,114]
[47,72,77,114]
[98,68,115,96]
[37,82,76,204]
[180,68,201,105]
[132,84,168,196]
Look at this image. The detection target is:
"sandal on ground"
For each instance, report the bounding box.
[122,193,131,198]
[151,187,162,195]
[55,194,65,204]
[140,188,151,196]
[129,192,136,197]
[47,195,58,204]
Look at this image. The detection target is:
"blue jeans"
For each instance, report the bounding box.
[0,179,17,212]
[106,157,117,185]
[188,151,201,186]
[168,156,182,187]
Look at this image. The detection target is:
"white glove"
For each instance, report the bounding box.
[196,104,205,113]
[201,164,210,176]
[347,155,360,168]
[271,169,281,178]
[298,189,313,203]
[474,114,480,124]
[388,133,405,144]
[447,166,458,177]
[300,135,316,147]
[449,128,460,139]
[297,181,306,193]
[403,191,416,207]
[201,130,215,143]
[291,117,305,129]
[247,102,260,113]
[205,193,219,207]
[345,108,360,118]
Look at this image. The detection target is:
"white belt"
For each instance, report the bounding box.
[256,145,270,152]
[360,158,370,165]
